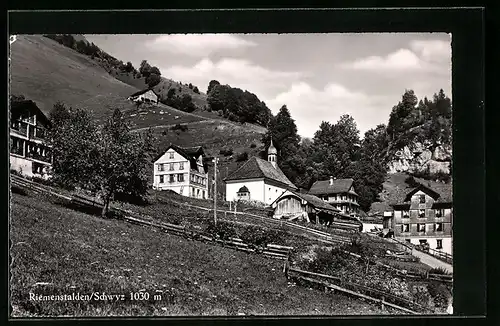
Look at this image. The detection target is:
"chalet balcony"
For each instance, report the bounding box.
[26,151,52,164]
[11,122,28,137]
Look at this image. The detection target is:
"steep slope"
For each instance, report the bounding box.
[10,34,270,195]
[9,35,140,120]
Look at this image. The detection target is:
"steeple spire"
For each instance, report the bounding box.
[268,137,277,169]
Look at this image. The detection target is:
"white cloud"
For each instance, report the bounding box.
[267,82,391,138]
[145,34,256,57]
[339,49,424,71]
[339,38,451,73]
[409,39,451,63]
[161,58,303,98]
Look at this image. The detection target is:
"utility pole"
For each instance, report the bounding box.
[213,157,219,225]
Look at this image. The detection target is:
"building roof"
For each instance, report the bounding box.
[238,186,249,193]
[153,144,207,171]
[308,178,358,196]
[11,99,51,127]
[290,191,341,213]
[224,157,297,189]
[389,177,452,206]
[129,88,159,98]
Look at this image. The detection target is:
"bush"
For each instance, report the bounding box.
[427,281,451,309]
[235,152,249,162]
[205,220,237,241]
[307,247,351,274]
[217,110,223,117]
[250,143,257,148]
[342,235,381,258]
[239,225,269,248]
[193,86,200,94]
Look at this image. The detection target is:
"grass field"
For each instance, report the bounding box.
[10,35,140,120]
[10,191,393,317]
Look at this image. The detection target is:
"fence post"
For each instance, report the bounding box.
[381,296,385,310]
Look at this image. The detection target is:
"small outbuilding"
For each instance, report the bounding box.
[128,88,159,104]
[270,190,362,231]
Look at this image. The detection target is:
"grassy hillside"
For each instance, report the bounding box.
[9,35,140,120]
[139,121,266,195]
[10,191,388,317]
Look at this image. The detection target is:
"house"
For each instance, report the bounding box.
[386,181,453,255]
[128,89,159,104]
[224,140,298,205]
[270,189,362,231]
[152,145,209,199]
[10,99,52,179]
[308,177,361,215]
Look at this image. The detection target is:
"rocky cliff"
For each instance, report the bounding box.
[387,140,452,175]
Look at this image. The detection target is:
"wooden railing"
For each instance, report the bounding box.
[285,265,435,314]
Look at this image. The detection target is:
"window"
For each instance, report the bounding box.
[419,195,426,203]
[169,163,174,171]
[169,174,175,183]
[178,174,184,182]
[402,210,410,218]
[402,224,410,233]
[436,239,443,249]
[419,239,428,245]
[169,152,174,159]
[435,209,444,218]
[179,162,184,170]
[417,223,426,232]
[159,175,164,183]
[158,164,164,171]
[202,190,205,198]
[405,239,411,243]
[418,209,426,218]
[435,223,443,232]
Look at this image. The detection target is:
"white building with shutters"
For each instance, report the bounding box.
[152,145,208,199]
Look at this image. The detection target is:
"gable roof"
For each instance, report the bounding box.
[129,88,159,98]
[271,190,360,222]
[308,178,357,196]
[389,177,452,206]
[291,191,341,213]
[403,184,440,202]
[11,99,51,127]
[224,157,297,189]
[153,144,206,171]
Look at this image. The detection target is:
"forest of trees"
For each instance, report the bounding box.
[206,80,272,126]
[261,89,452,212]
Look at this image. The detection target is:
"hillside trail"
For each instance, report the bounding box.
[131,120,213,132]
[411,248,453,273]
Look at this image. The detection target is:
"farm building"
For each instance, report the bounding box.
[270,190,362,231]
[10,99,52,179]
[308,177,361,216]
[152,145,209,199]
[386,181,453,255]
[128,88,159,104]
[224,139,298,205]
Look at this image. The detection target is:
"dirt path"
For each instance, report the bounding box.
[411,249,453,273]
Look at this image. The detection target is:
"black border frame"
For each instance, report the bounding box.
[5,6,487,323]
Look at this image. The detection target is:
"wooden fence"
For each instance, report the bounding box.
[285,264,435,314]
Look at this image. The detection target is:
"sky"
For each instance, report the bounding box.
[85,33,452,139]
